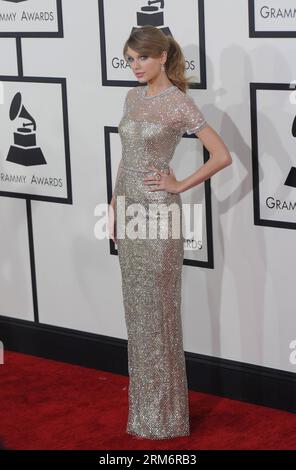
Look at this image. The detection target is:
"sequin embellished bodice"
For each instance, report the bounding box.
[117,84,207,203]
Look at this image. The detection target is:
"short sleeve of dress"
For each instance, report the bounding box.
[179,93,207,135]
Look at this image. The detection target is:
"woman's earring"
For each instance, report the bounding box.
[161,64,165,72]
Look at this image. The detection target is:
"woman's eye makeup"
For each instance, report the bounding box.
[126,55,148,62]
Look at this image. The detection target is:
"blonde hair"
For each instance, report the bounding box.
[123,25,193,93]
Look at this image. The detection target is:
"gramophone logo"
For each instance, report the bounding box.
[251,83,296,229]
[99,0,206,88]
[284,116,296,188]
[6,92,46,167]
[131,0,171,35]
[0,77,72,202]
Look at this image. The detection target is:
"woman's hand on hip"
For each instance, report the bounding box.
[143,165,181,194]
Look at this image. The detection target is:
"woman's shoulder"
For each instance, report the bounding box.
[174,87,194,101]
[128,85,145,96]
[173,88,204,113]
[123,86,144,105]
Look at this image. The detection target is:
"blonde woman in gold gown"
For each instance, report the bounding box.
[109,26,232,440]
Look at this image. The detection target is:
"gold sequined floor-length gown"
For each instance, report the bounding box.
[114,84,207,440]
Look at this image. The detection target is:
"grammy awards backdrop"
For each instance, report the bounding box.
[0,0,296,411]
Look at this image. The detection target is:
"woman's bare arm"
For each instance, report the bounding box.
[178,124,232,193]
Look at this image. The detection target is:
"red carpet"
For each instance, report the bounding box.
[0,351,295,450]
